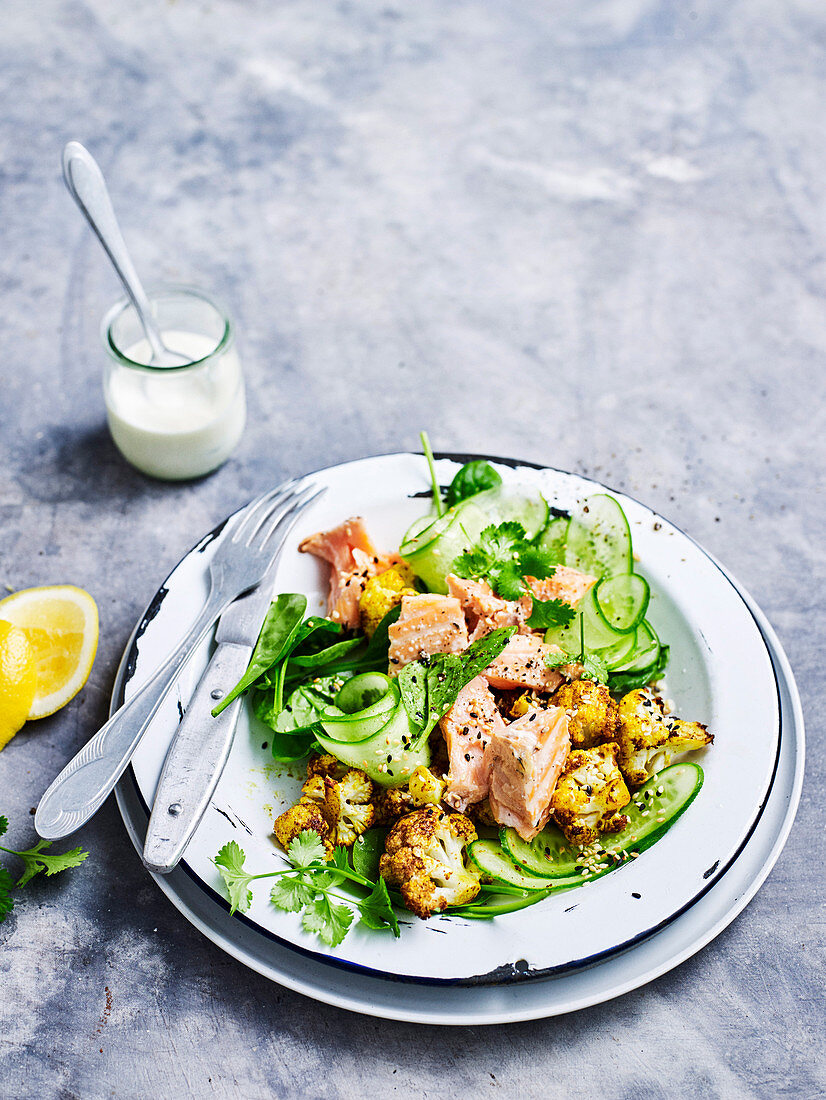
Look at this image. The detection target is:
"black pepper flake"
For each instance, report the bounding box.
[464,753,471,761]
[386,755,393,763]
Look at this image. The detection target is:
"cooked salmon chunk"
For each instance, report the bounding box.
[440,676,504,811]
[526,566,596,609]
[484,634,566,692]
[387,593,469,671]
[299,518,381,628]
[447,574,531,641]
[487,706,571,840]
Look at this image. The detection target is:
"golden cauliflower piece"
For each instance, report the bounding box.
[379,806,480,919]
[374,785,415,825]
[552,679,619,749]
[321,769,376,847]
[273,802,334,860]
[551,742,631,845]
[359,566,416,637]
[409,766,446,807]
[306,753,348,781]
[617,690,713,787]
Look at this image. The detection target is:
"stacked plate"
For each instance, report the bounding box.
[114,455,804,1024]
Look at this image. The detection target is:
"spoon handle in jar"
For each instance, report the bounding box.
[62,141,167,364]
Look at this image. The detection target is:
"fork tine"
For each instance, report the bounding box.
[257,484,327,551]
[229,480,299,545]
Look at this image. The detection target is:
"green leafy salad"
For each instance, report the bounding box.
[213,438,713,948]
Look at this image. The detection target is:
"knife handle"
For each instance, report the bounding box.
[143,642,251,874]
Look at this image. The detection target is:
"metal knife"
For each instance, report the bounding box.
[142,564,279,874]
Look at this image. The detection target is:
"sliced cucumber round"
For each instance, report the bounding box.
[536,514,569,563]
[613,619,661,673]
[472,488,549,539]
[468,840,561,889]
[335,672,393,714]
[594,574,650,634]
[602,762,703,856]
[564,494,632,578]
[500,824,580,878]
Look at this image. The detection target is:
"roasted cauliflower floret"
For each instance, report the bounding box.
[552,679,619,749]
[321,770,376,847]
[359,566,417,637]
[379,806,481,919]
[299,775,327,807]
[374,785,415,825]
[409,766,446,807]
[306,753,349,781]
[273,802,334,860]
[551,742,631,845]
[616,690,713,787]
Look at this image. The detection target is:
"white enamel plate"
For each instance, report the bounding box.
[122,454,780,984]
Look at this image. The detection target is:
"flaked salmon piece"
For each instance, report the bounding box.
[387,593,468,671]
[447,574,531,642]
[485,634,566,692]
[440,676,504,811]
[299,518,382,628]
[487,705,571,840]
[526,566,596,609]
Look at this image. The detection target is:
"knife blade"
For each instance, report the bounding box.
[141,564,279,874]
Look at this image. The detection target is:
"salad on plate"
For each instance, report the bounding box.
[213,439,714,948]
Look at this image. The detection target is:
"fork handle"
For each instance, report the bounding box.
[35,586,231,840]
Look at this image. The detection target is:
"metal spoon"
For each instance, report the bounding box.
[62,141,190,368]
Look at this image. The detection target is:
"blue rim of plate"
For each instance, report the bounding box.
[115,452,783,986]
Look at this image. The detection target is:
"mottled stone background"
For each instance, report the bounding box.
[0,0,823,1096]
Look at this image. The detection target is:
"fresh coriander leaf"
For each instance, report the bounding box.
[544,649,572,670]
[445,461,502,508]
[0,867,14,924]
[302,894,354,947]
[287,830,328,870]
[269,874,316,913]
[212,593,308,715]
[452,522,556,599]
[0,816,7,839]
[0,838,89,888]
[357,877,400,937]
[214,841,255,914]
[581,652,609,684]
[526,597,576,630]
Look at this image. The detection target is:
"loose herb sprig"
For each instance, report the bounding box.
[451,520,567,608]
[0,814,88,924]
[214,830,399,947]
[545,616,609,684]
[420,431,444,518]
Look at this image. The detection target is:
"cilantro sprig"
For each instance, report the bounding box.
[544,617,609,684]
[0,814,89,924]
[214,830,399,948]
[451,521,563,603]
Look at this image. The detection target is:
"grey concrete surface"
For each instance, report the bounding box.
[0,0,823,1097]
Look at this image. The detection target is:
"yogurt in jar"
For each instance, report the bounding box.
[104,329,246,480]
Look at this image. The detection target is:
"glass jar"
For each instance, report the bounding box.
[101,285,246,480]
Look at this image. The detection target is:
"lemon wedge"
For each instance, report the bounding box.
[0,621,38,750]
[0,585,99,720]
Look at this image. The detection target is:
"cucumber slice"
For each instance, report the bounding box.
[542,586,626,653]
[613,620,660,673]
[599,629,640,671]
[500,823,579,878]
[467,840,561,889]
[472,488,549,539]
[564,494,632,578]
[593,574,650,634]
[602,762,703,856]
[315,695,430,787]
[335,672,393,714]
[320,683,398,742]
[536,514,569,563]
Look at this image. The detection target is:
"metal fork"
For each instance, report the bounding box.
[35,480,325,840]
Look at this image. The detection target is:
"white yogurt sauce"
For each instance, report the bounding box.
[105,330,246,480]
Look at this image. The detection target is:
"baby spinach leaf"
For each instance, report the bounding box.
[445,460,502,507]
[212,593,307,715]
[352,827,387,882]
